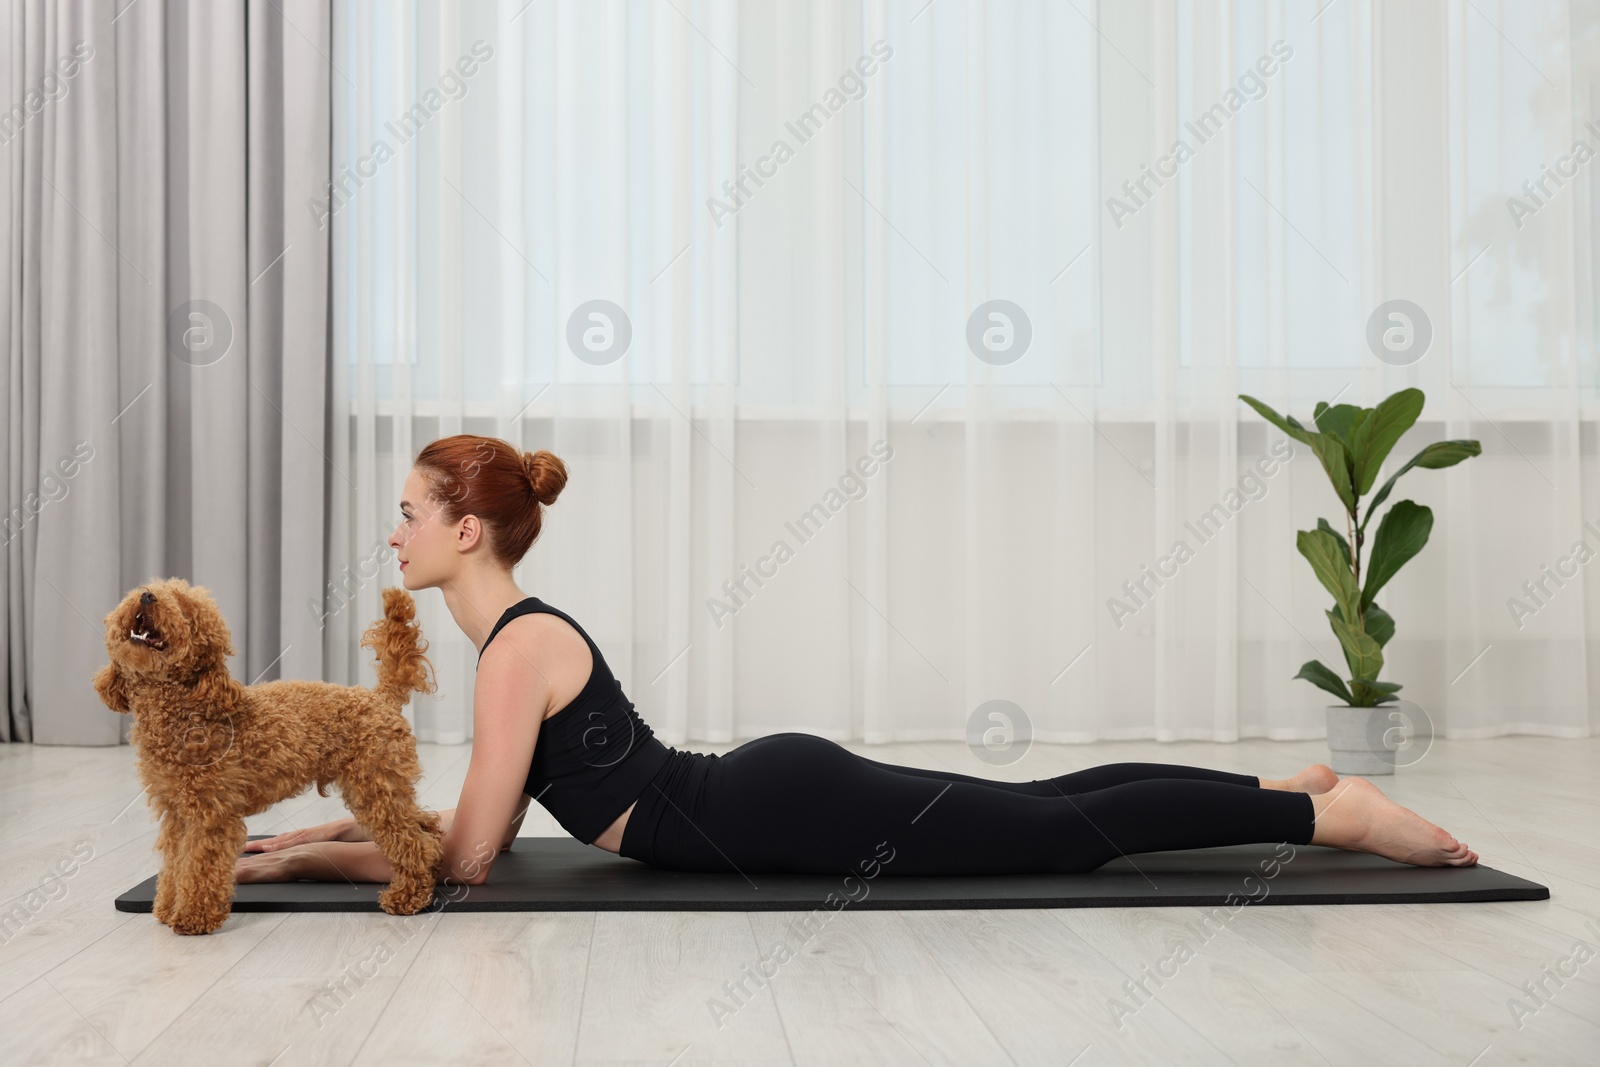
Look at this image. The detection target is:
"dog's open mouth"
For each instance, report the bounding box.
[129,609,169,651]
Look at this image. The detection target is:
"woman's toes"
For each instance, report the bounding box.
[1326,778,1478,867]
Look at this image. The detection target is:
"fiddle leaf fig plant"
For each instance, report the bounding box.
[1237,388,1481,707]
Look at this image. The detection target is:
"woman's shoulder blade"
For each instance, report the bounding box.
[477,610,596,718]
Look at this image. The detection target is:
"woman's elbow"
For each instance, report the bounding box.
[440,859,491,887]
[442,843,498,886]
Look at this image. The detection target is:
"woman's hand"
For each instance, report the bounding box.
[235,845,304,884]
[242,817,362,853]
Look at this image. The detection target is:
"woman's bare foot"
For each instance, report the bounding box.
[1260,763,1340,794]
[1309,777,1479,867]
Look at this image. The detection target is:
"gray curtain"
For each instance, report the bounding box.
[0,0,332,744]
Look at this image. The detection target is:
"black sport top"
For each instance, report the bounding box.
[477,597,672,845]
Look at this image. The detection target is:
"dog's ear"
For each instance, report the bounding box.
[171,584,247,713]
[174,585,237,669]
[191,667,246,717]
[93,662,131,713]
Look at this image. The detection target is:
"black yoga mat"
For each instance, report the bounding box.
[113,835,1549,913]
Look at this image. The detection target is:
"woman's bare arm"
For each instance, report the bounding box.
[501,795,531,850]
[340,807,457,842]
[293,799,522,885]
[287,839,475,887]
[324,628,546,882]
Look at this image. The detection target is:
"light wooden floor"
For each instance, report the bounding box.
[1,735,1597,1066]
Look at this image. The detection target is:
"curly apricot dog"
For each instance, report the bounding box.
[92,579,444,934]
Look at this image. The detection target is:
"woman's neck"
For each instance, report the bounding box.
[439,572,531,655]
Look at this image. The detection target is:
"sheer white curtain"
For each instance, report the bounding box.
[328,0,1598,750]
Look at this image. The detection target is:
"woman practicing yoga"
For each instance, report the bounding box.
[236,434,1477,887]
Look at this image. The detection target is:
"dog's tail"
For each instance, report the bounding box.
[360,587,438,710]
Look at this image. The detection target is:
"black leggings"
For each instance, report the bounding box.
[637,732,1317,877]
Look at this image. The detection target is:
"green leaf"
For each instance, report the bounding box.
[1298,529,1362,626]
[1295,660,1354,704]
[1313,403,1364,449]
[1326,598,1393,647]
[1315,403,1367,483]
[1362,500,1433,611]
[1349,388,1426,496]
[1363,601,1395,648]
[1413,440,1481,468]
[1307,432,1355,512]
[1362,439,1482,533]
[1346,409,1371,479]
[1351,679,1403,707]
[1239,395,1313,445]
[1327,608,1384,682]
[1317,518,1352,570]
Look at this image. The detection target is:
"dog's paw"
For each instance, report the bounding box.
[152,877,175,925]
[378,882,436,916]
[166,908,229,935]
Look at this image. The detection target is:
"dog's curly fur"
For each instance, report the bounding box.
[92,578,445,934]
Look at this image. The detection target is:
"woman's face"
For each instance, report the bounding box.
[389,468,455,591]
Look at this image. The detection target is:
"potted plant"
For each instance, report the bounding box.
[1237,388,1481,774]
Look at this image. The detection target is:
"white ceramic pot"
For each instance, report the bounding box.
[1324,704,1396,775]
